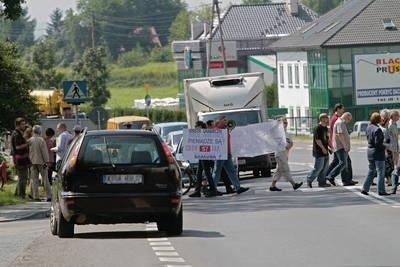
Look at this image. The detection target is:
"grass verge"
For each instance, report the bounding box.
[107,85,179,108]
[0,180,26,206]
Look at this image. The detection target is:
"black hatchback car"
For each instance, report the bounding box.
[50,130,182,238]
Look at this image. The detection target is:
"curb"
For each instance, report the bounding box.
[0,208,50,223]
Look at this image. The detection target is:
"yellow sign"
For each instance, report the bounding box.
[144,82,151,94]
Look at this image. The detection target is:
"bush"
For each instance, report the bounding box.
[150,47,173,62]
[117,45,148,67]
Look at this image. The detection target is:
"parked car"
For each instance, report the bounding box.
[350,121,369,137]
[153,122,188,141]
[166,130,183,154]
[50,129,182,238]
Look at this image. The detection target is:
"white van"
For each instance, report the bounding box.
[351,121,369,137]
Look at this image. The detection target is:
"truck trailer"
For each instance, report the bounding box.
[184,72,276,177]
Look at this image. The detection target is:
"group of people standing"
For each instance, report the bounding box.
[303,103,399,196]
[306,103,358,189]
[11,117,79,201]
[189,116,249,198]
[269,102,400,195]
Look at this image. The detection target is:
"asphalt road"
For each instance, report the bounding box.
[3,139,400,267]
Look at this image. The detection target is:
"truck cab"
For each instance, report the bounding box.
[184,72,276,177]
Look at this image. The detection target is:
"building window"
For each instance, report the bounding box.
[296,106,301,129]
[289,106,294,130]
[303,64,308,87]
[294,64,300,88]
[288,64,293,88]
[279,63,284,87]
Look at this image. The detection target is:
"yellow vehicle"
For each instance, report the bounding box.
[31,88,72,117]
[107,115,151,130]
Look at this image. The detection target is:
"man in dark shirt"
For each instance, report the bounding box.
[11,117,30,198]
[306,113,331,188]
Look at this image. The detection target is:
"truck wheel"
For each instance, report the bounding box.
[261,168,271,177]
[253,169,260,178]
[57,209,74,238]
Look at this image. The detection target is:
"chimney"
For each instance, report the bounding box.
[286,0,299,15]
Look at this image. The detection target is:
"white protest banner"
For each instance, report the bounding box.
[231,120,286,158]
[182,128,228,161]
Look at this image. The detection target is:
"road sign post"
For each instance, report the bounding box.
[145,94,151,118]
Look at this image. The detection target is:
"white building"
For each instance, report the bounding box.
[276,51,310,133]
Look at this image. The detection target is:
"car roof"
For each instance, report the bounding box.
[85,129,158,137]
[153,122,187,127]
[107,115,150,123]
[167,130,184,136]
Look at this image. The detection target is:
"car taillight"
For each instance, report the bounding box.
[162,142,175,164]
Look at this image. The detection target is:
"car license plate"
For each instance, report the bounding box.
[238,159,246,165]
[103,174,143,184]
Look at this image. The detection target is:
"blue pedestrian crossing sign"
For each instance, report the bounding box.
[63,80,88,104]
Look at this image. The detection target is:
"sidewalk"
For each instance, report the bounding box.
[0,201,50,223]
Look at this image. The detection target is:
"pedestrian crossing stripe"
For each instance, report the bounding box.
[65,82,86,99]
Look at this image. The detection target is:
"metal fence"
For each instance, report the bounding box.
[285,116,317,135]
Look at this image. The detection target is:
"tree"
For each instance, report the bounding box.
[0,42,37,131]
[76,0,186,59]
[0,0,24,20]
[46,9,64,37]
[0,8,36,46]
[73,46,110,107]
[301,0,342,14]
[168,9,190,43]
[29,40,64,89]
[242,0,271,4]
[265,82,278,108]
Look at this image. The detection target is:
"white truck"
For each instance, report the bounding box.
[184,72,276,177]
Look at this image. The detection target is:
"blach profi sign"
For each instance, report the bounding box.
[354,53,400,105]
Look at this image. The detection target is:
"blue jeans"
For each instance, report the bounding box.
[391,167,400,193]
[326,149,348,180]
[326,152,353,182]
[362,160,386,193]
[307,155,329,185]
[213,154,240,191]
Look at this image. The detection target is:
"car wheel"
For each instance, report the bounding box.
[57,207,74,238]
[50,201,58,236]
[253,169,260,178]
[157,206,183,236]
[261,168,271,177]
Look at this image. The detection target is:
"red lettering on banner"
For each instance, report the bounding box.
[199,145,211,152]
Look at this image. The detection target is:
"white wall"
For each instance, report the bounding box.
[276,51,310,133]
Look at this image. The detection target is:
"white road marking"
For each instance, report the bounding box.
[159,257,185,262]
[299,187,326,192]
[155,252,179,256]
[150,242,171,246]
[146,226,191,266]
[152,246,176,251]
[148,238,168,241]
[164,265,192,267]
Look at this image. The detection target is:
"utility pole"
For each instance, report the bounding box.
[207,0,228,76]
[206,3,215,76]
[91,11,95,48]
[214,0,228,75]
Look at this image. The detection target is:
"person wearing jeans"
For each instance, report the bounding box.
[326,112,353,185]
[307,113,330,188]
[361,112,389,196]
[212,116,249,195]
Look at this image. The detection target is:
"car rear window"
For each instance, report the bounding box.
[81,135,165,165]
